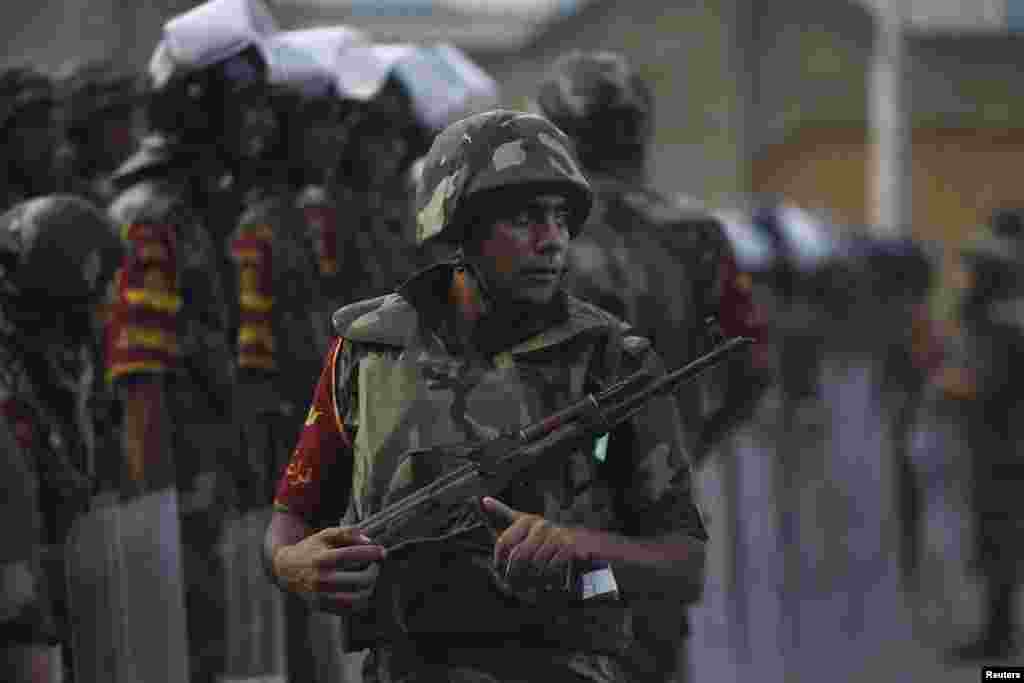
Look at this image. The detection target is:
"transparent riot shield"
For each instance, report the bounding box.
[220,506,285,683]
[65,488,189,683]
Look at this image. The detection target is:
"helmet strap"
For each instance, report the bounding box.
[453,249,494,320]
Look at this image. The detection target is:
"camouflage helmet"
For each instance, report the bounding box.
[535,51,652,168]
[0,66,55,132]
[57,60,138,134]
[0,195,123,303]
[415,109,592,245]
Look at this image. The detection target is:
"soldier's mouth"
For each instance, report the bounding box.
[520,268,561,282]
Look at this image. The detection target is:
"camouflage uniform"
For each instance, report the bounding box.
[0,196,123,681]
[273,110,707,682]
[230,184,327,506]
[299,184,417,316]
[106,162,237,681]
[0,415,54,683]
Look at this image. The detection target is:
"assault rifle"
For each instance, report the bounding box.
[355,336,753,554]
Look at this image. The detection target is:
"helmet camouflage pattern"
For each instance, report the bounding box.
[535,50,652,165]
[0,66,55,132]
[0,195,123,302]
[414,109,592,245]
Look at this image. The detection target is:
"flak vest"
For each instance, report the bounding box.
[333,288,640,655]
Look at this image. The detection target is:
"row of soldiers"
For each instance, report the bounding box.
[3,0,1023,681]
[0,1,447,681]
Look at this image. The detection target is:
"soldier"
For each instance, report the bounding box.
[0,67,60,209]
[224,45,334,683]
[98,4,279,679]
[264,109,708,683]
[536,50,723,682]
[55,60,141,206]
[0,196,123,681]
[944,218,1024,662]
[330,76,427,304]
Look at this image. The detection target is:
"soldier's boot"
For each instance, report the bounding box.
[65,488,190,683]
[949,577,1017,661]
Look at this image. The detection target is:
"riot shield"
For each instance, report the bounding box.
[220,506,285,683]
[65,488,189,683]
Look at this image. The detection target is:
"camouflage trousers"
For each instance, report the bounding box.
[362,643,628,683]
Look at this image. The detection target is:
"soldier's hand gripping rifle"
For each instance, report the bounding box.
[353,336,753,556]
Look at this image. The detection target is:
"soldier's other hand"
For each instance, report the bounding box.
[482,496,599,581]
[272,526,385,614]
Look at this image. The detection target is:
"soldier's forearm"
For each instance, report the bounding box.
[590,529,706,597]
[263,510,313,590]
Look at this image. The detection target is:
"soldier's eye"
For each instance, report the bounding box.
[509,212,532,227]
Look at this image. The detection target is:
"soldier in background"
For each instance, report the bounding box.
[0,196,123,682]
[536,50,722,683]
[225,52,334,683]
[945,213,1024,662]
[51,60,143,500]
[331,76,429,303]
[102,26,277,681]
[55,60,141,206]
[0,68,60,209]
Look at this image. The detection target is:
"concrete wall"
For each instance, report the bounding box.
[0,1,200,73]
[472,0,752,208]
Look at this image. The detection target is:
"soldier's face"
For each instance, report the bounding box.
[469,194,571,306]
[229,89,278,161]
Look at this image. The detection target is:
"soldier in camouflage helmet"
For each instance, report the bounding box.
[537,50,726,682]
[55,60,140,205]
[101,18,280,681]
[0,67,60,209]
[0,196,123,682]
[265,109,707,683]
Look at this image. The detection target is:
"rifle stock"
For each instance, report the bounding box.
[354,336,753,554]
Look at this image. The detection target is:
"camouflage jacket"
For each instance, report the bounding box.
[0,325,93,548]
[230,185,327,415]
[106,177,234,420]
[274,263,707,654]
[0,410,59,645]
[568,173,723,372]
[567,173,724,448]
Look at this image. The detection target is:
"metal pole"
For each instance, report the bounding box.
[868,3,911,237]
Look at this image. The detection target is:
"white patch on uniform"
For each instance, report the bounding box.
[492,140,527,171]
[581,565,618,600]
